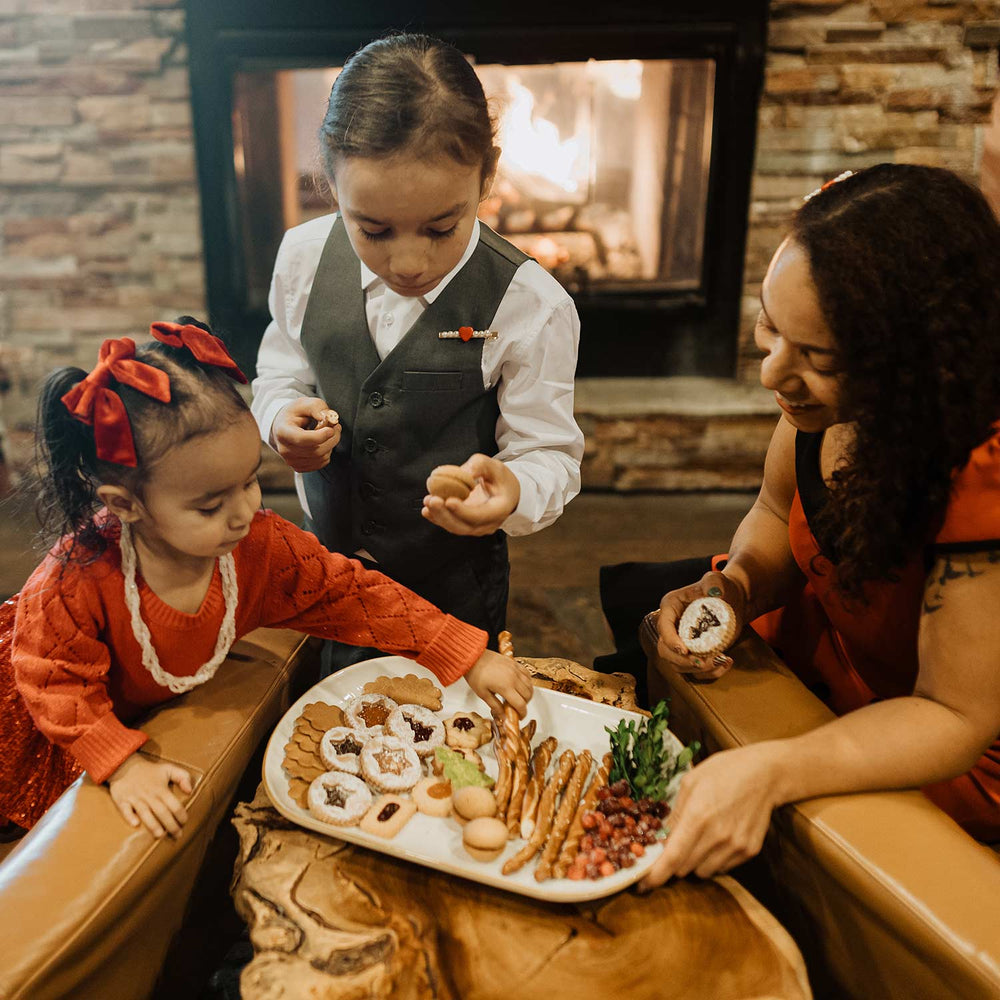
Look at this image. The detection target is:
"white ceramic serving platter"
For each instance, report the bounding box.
[263,655,687,902]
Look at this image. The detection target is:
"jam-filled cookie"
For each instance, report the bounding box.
[360,794,418,838]
[319,726,367,775]
[360,735,422,793]
[346,692,398,737]
[443,711,492,750]
[307,771,372,827]
[386,704,445,757]
[412,775,453,817]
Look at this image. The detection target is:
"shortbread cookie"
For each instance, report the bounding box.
[678,596,738,655]
[386,704,445,757]
[443,711,492,750]
[307,771,372,827]
[346,692,398,737]
[412,776,453,818]
[360,794,417,838]
[362,673,443,711]
[360,735,422,793]
[426,464,475,501]
[319,726,368,775]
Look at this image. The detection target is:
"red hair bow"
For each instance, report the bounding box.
[61,338,172,467]
[149,322,248,384]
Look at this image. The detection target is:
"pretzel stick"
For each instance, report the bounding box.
[503,749,574,876]
[535,750,593,882]
[492,718,514,820]
[497,629,515,658]
[553,753,612,879]
[520,736,557,840]
[521,719,536,743]
[506,729,532,836]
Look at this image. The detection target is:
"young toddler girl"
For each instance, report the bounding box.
[251,33,584,652]
[0,320,532,839]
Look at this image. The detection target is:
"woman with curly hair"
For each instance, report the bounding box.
[634,163,1000,887]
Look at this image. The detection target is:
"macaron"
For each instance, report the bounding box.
[677,596,738,655]
[426,464,475,501]
[462,816,509,862]
[452,785,498,825]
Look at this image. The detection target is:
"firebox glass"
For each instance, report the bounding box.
[233,58,714,310]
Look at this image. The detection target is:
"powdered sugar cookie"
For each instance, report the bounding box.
[678,596,738,655]
[346,692,398,737]
[360,735,422,793]
[386,704,445,757]
[319,726,368,775]
[307,771,372,827]
[443,711,492,750]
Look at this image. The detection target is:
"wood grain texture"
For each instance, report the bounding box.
[231,658,811,999]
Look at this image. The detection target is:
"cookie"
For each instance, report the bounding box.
[360,794,417,838]
[462,817,508,862]
[300,701,347,732]
[443,711,492,750]
[362,674,443,712]
[677,596,738,655]
[412,776,453,818]
[426,464,475,501]
[360,735,423,793]
[433,746,494,789]
[346,692,398,737]
[386,704,445,758]
[319,726,368,775]
[452,785,498,825]
[432,746,485,774]
[307,771,372,826]
[288,776,312,809]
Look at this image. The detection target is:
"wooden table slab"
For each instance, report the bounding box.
[231,658,812,1000]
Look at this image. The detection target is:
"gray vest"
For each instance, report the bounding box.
[299,218,528,584]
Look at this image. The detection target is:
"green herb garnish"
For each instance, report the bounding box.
[605,700,699,801]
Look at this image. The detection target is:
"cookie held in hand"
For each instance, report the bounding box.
[678,596,737,655]
[426,464,475,501]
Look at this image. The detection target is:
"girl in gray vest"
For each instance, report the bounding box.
[252,34,584,665]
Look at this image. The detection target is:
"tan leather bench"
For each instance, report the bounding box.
[642,613,1000,1000]
[0,628,318,1000]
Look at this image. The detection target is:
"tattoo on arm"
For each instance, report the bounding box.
[923,549,999,614]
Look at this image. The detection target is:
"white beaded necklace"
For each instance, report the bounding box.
[119,520,239,694]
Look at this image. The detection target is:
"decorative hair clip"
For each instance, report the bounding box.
[61,338,172,467]
[149,321,247,383]
[803,170,855,203]
[438,326,499,342]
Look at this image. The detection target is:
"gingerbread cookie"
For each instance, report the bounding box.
[360,794,417,838]
[444,711,492,750]
[300,701,348,732]
[362,673,443,711]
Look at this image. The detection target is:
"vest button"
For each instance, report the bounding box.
[363,437,378,454]
[360,481,378,500]
[369,391,384,408]
[361,520,377,536]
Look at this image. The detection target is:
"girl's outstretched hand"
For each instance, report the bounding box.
[656,571,748,679]
[463,648,534,719]
[422,454,520,537]
[108,752,193,839]
[638,743,780,890]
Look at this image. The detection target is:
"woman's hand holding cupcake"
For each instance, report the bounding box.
[656,571,748,679]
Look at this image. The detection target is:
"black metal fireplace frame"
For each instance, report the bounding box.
[185,1,769,379]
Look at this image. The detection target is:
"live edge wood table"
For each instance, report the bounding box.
[231,658,812,1000]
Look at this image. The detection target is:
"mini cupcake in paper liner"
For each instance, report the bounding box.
[386,704,445,758]
[360,735,423,793]
[307,771,373,826]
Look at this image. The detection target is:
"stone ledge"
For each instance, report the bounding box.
[575,376,777,418]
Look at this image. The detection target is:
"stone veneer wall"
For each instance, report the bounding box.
[0,1,998,491]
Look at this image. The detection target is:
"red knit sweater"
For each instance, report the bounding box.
[11,510,487,784]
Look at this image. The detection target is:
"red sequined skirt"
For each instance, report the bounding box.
[0,595,83,828]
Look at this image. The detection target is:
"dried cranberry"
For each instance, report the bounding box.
[596,786,613,801]
[610,779,630,797]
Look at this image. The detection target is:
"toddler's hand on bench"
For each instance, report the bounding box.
[109,753,193,840]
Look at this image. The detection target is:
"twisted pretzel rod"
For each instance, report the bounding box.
[553,752,612,879]
[502,749,575,875]
[506,728,531,836]
[520,736,556,840]
[535,749,593,882]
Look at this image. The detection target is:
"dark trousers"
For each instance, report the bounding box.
[313,526,510,678]
[594,556,716,708]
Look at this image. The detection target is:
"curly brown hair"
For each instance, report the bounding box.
[791,164,1000,598]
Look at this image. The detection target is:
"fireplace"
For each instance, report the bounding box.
[186,2,769,378]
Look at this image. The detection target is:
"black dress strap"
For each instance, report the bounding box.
[794,430,830,541]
